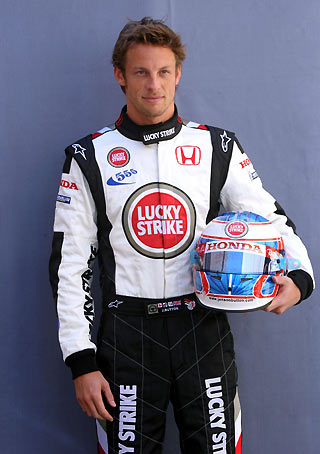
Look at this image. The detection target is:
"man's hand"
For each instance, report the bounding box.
[74,371,116,421]
[264,275,301,315]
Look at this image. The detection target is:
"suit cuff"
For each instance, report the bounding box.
[287,269,314,304]
[65,348,98,379]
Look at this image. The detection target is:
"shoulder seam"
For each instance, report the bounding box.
[92,124,116,140]
[183,122,209,131]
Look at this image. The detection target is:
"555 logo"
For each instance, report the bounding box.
[107,169,138,186]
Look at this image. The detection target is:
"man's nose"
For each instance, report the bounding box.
[147,73,161,91]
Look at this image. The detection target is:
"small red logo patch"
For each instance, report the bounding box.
[225,221,248,238]
[107,147,130,167]
[175,146,201,165]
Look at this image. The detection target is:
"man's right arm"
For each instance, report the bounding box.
[49,152,115,419]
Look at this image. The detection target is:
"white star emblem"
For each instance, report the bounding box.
[108,300,124,308]
[220,131,231,153]
[72,143,87,160]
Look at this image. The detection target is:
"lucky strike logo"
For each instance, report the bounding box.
[133,194,186,248]
[122,183,196,259]
[225,220,248,238]
[107,147,130,167]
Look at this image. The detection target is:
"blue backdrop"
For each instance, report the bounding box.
[1,1,319,453]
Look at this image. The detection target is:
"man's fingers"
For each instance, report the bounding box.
[74,371,115,420]
[92,394,114,421]
[78,391,114,420]
[263,275,301,314]
[102,382,116,408]
[264,300,286,314]
[272,275,287,286]
[264,294,280,311]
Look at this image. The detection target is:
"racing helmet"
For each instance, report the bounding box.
[193,211,287,311]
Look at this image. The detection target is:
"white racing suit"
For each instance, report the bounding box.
[49,106,314,454]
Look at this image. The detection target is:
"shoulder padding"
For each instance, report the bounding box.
[206,126,235,155]
[65,134,95,175]
[65,135,111,239]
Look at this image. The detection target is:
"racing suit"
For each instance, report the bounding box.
[49,106,314,454]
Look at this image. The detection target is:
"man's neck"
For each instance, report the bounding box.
[126,104,175,126]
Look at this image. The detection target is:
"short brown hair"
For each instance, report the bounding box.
[112,17,186,72]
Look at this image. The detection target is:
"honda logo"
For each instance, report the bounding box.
[175,146,201,165]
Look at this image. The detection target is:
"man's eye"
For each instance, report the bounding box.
[161,70,169,74]
[136,70,146,75]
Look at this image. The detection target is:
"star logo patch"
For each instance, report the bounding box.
[220,131,231,153]
[72,143,87,160]
[108,300,124,308]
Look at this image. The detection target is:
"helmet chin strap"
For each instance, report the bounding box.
[287,257,301,271]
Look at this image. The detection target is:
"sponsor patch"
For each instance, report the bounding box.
[82,246,97,332]
[60,180,79,190]
[249,170,259,181]
[184,299,196,310]
[108,300,124,308]
[57,194,71,204]
[225,220,248,238]
[239,158,251,169]
[205,377,227,452]
[107,169,137,186]
[147,304,159,314]
[203,239,276,257]
[148,300,182,315]
[118,385,137,452]
[107,147,130,167]
[220,131,232,153]
[175,146,201,165]
[122,183,196,259]
[142,127,176,144]
[72,143,87,160]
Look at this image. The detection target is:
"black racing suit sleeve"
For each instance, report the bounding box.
[287,270,314,303]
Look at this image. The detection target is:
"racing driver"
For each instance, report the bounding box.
[49,17,314,454]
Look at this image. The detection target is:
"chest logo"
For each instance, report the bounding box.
[107,147,130,167]
[175,146,201,165]
[122,183,196,259]
[107,169,137,186]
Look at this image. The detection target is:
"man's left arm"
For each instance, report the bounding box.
[220,138,314,313]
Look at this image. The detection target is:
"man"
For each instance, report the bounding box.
[49,17,314,454]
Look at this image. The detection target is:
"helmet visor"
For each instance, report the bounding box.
[197,241,285,275]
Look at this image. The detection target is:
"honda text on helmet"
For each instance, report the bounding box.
[193,211,289,311]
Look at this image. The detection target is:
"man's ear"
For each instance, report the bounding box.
[114,66,126,88]
[175,64,182,86]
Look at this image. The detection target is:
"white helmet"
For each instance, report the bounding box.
[193,211,287,311]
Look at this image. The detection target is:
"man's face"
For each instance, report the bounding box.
[114,44,181,125]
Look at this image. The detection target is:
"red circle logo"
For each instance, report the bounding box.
[225,220,248,238]
[123,183,196,258]
[107,147,130,167]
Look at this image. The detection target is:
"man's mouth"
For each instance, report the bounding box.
[142,96,164,104]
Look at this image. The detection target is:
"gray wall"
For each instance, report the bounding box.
[1,1,319,452]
